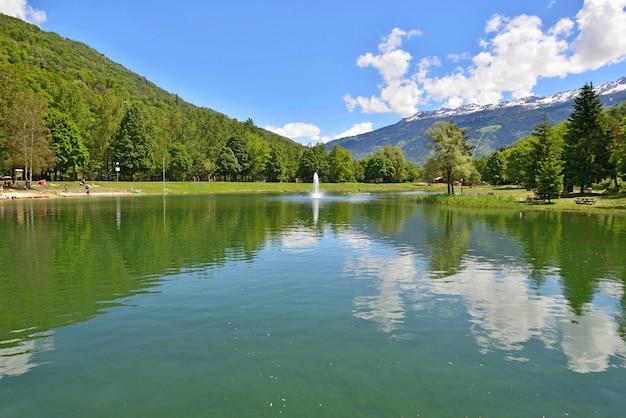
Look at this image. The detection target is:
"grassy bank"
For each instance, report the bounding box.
[4,181,626,212]
[4,180,424,198]
[415,186,626,212]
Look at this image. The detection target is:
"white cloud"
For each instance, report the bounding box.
[264,122,333,145]
[346,0,626,115]
[334,122,374,140]
[0,0,47,25]
[570,0,626,71]
[344,28,423,118]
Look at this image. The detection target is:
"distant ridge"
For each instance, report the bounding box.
[328,77,626,164]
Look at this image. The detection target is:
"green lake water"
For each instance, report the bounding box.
[1,192,625,417]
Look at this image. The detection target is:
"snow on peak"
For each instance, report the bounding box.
[405,77,626,122]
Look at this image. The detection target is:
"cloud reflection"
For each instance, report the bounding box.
[280,227,319,253]
[431,260,626,373]
[345,231,626,373]
[0,331,54,379]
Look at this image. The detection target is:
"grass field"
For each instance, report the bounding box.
[4,180,626,212]
[415,185,626,211]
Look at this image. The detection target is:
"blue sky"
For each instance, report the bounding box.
[2,0,626,145]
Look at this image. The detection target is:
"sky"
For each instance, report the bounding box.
[2,0,626,145]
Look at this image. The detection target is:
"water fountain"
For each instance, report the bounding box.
[312,172,321,198]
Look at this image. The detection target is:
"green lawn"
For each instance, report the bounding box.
[10,181,626,212]
[27,180,424,196]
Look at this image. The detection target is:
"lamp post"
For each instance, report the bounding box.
[115,162,120,182]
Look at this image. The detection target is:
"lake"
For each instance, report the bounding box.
[1,192,625,417]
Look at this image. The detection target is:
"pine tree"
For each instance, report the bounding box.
[563,83,611,192]
[535,156,563,202]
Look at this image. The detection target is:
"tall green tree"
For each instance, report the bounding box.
[226,136,250,181]
[47,109,90,179]
[504,140,533,186]
[3,90,55,183]
[328,144,355,182]
[563,83,612,192]
[482,149,507,185]
[265,146,287,182]
[607,115,626,188]
[363,154,394,183]
[167,142,192,181]
[215,146,240,181]
[297,143,329,182]
[376,145,408,182]
[245,131,271,181]
[87,90,124,180]
[113,104,154,181]
[528,114,564,197]
[535,155,564,202]
[425,121,473,194]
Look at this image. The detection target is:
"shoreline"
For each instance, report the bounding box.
[2,182,625,212]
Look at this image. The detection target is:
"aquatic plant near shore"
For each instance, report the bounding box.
[416,193,520,208]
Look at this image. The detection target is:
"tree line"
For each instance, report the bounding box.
[426,83,626,197]
[0,14,422,185]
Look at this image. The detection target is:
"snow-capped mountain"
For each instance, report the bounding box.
[406,77,626,122]
[328,77,626,164]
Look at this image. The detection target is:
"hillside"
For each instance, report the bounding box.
[328,78,626,164]
[0,13,303,180]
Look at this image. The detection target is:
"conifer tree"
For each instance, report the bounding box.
[563,83,611,192]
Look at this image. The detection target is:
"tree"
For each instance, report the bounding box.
[297,143,329,182]
[167,142,192,181]
[529,114,563,200]
[363,154,394,183]
[245,132,271,181]
[535,155,564,202]
[482,149,507,185]
[48,109,89,179]
[505,141,533,186]
[563,83,612,192]
[265,146,287,182]
[425,121,473,194]
[607,114,626,188]
[113,104,154,181]
[328,144,355,182]
[86,90,124,180]
[3,90,55,184]
[376,145,408,182]
[215,147,240,181]
[226,136,250,181]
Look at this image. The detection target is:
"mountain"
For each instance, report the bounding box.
[0,13,302,180]
[328,78,626,165]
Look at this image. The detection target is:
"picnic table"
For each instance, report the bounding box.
[575,197,595,205]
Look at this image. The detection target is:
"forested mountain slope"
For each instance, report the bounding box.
[0,13,302,180]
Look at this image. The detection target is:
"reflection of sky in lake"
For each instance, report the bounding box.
[341,228,626,374]
[280,226,319,252]
[0,331,54,379]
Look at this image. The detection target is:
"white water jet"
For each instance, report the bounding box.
[312,172,321,198]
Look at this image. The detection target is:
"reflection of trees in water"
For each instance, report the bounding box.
[423,207,472,279]
[479,211,626,320]
[509,211,562,293]
[346,204,626,372]
[3,196,626,375]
